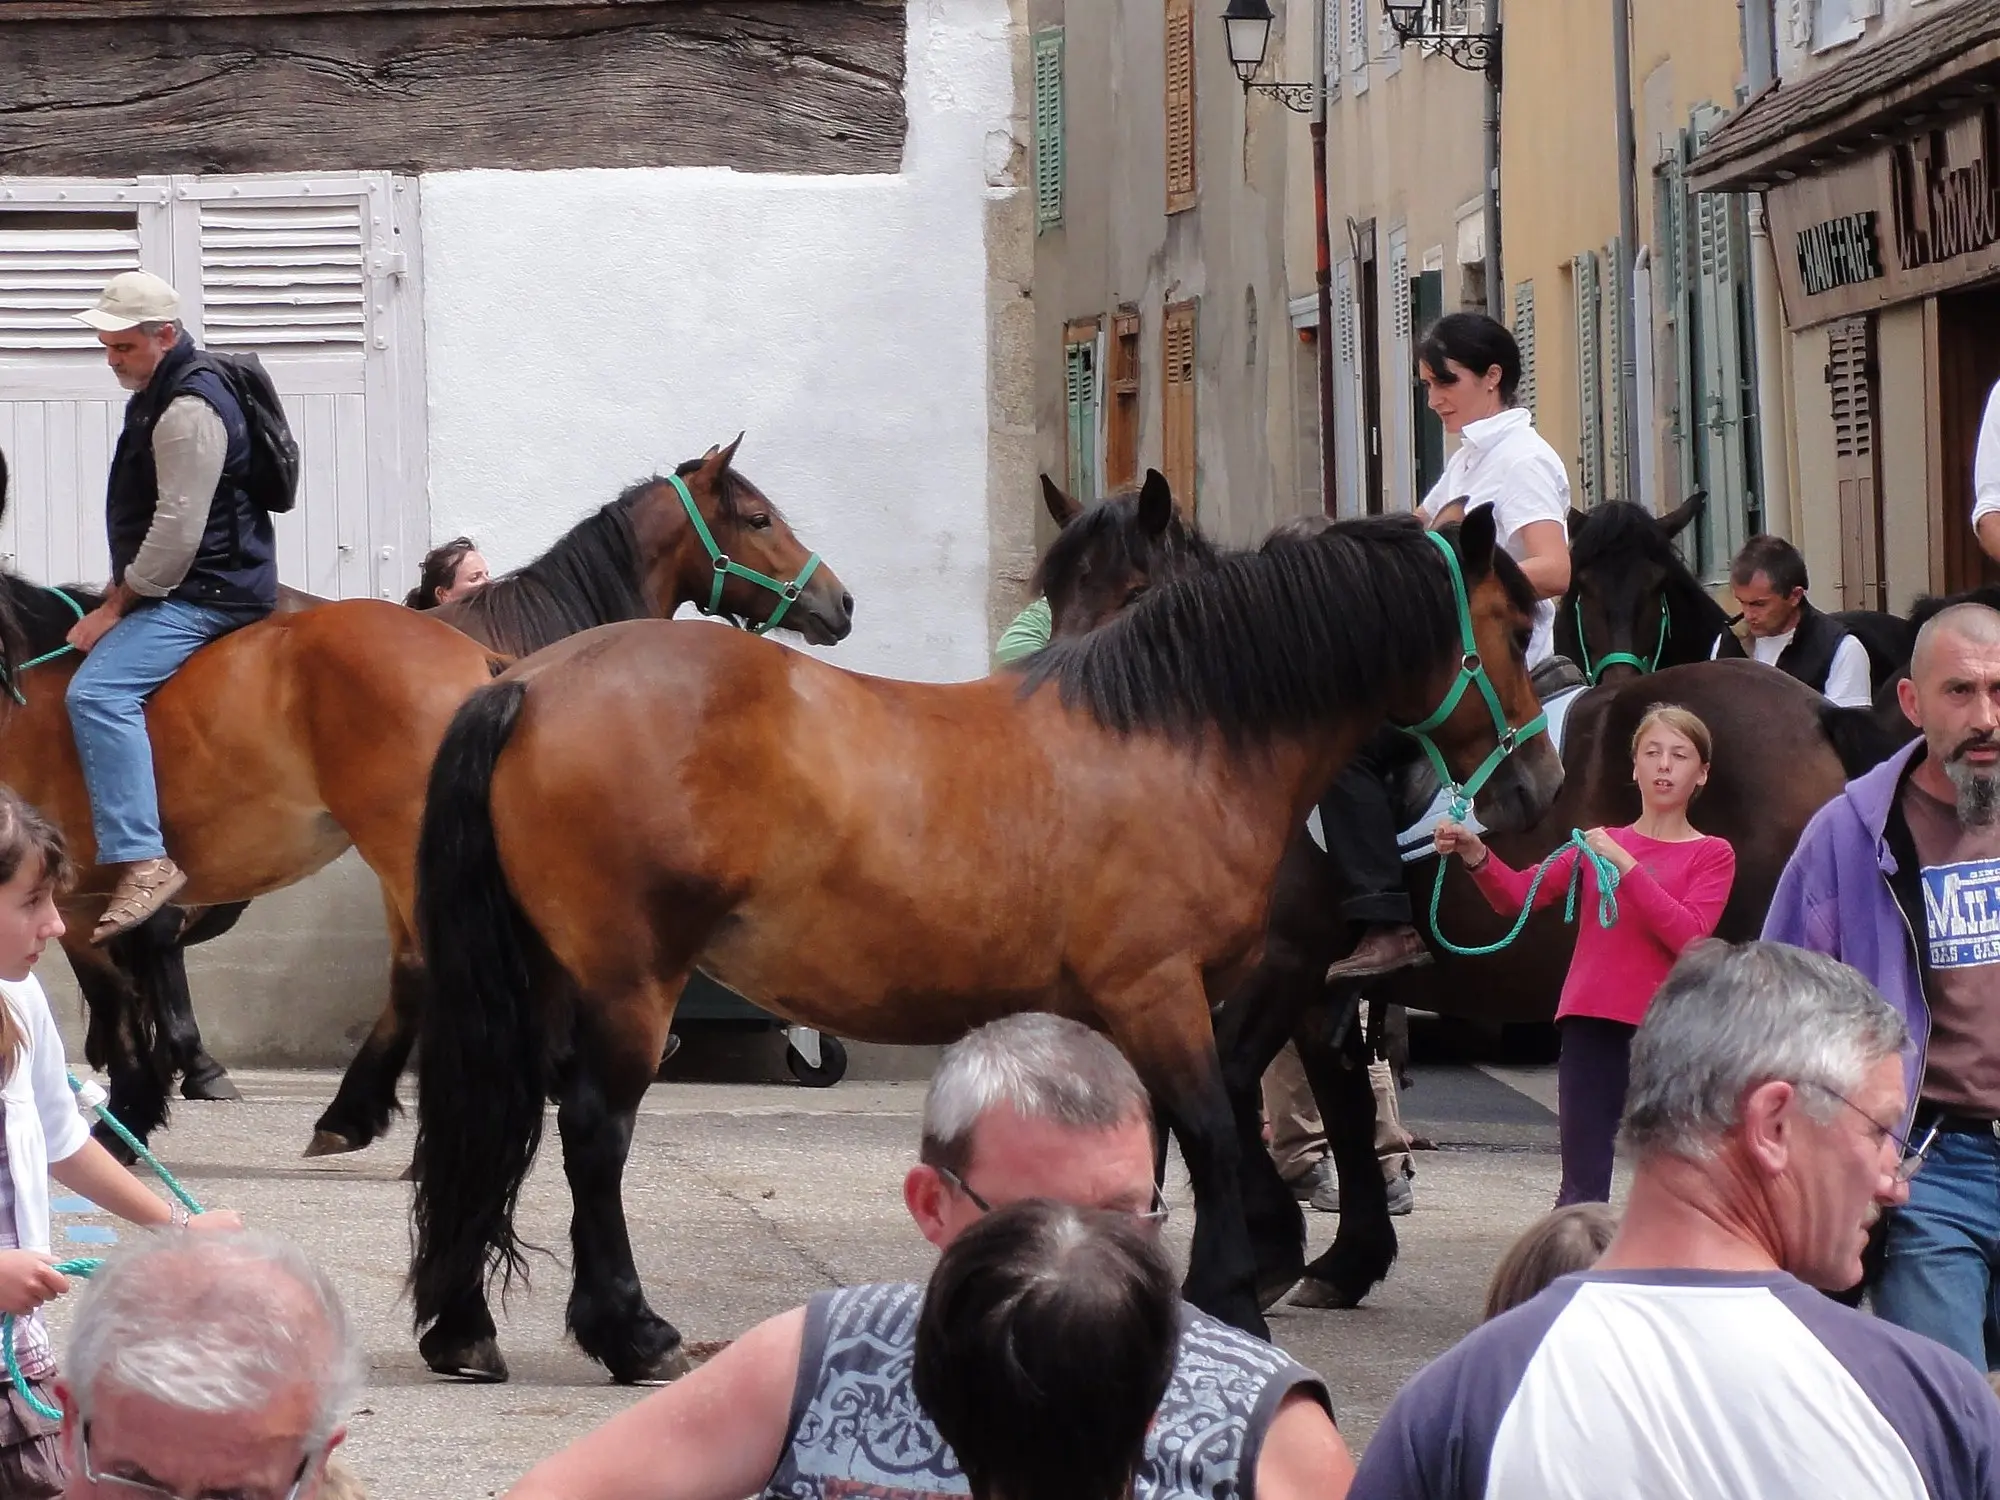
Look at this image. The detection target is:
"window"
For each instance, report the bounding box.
[1033,29,1065,233]
[1347,0,1369,92]
[1107,309,1141,491]
[1162,300,1198,513]
[1165,0,1198,214]
[1064,320,1099,502]
[1512,280,1537,416]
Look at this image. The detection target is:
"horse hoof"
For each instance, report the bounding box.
[420,1331,509,1384]
[181,1069,242,1103]
[611,1343,694,1386]
[1257,1273,1303,1312]
[1287,1277,1366,1311]
[303,1130,363,1158]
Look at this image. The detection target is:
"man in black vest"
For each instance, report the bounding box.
[1728,534,1873,708]
[66,271,278,943]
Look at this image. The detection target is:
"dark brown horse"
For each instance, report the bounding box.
[0,440,850,1150]
[1034,490,1900,1312]
[405,507,1562,1383]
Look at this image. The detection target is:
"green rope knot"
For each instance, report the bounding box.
[1427,826,1623,958]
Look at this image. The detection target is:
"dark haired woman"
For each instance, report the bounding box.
[404,536,489,610]
[1326,310,1577,983]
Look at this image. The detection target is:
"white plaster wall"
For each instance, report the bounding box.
[420,0,1017,684]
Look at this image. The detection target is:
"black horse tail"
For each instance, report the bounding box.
[410,677,550,1330]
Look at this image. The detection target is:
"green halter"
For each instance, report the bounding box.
[1573,595,1669,685]
[671,473,822,636]
[1394,531,1550,823]
[0,588,86,707]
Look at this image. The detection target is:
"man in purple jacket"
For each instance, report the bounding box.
[1764,600,2000,1371]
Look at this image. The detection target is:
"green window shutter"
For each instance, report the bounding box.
[1573,250,1604,507]
[1513,280,1538,417]
[1065,337,1097,501]
[1033,29,1065,233]
[1604,236,1627,504]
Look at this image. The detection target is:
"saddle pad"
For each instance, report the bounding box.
[1305,685,1586,862]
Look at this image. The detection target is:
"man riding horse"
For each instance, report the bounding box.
[1723,534,1873,709]
[68,271,278,943]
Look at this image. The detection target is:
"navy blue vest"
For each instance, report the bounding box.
[106,336,277,612]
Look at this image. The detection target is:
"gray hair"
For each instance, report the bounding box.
[921,1014,1152,1175]
[1622,942,1910,1160]
[133,319,182,339]
[67,1230,363,1448]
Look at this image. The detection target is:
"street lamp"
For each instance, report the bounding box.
[1381,0,1501,81]
[1221,0,1315,111]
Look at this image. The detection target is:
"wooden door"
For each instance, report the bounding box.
[1938,284,2000,595]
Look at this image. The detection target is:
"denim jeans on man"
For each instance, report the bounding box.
[66,599,254,864]
[1872,1127,2000,1371]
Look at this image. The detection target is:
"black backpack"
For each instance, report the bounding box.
[199,350,301,515]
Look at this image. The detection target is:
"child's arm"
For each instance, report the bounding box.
[0,1251,68,1316]
[1617,840,1737,952]
[1469,844,1578,916]
[49,1140,242,1232]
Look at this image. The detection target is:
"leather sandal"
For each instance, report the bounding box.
[92,857,189,945]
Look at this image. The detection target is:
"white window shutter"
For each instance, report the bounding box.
[193,197,367,351]
[1389,234,1413,512]
[1573,250,1604,507]
[1513,280,1537,417]
[1604,236,1627,504]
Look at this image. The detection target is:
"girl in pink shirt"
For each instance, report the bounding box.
[1435,704,1736,1205]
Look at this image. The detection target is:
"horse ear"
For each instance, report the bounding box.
[1137,469,1175,534]
[1566,506,1590,541]
[1659,489,1706,538]
[1040,474,1083,527]
[1460,500,1500,577]
[715,432,745,473]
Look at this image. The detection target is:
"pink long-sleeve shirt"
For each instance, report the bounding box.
[1470,827,1737,1026]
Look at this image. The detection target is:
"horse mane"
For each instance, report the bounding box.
[442,460,739,655]
[1565,501,1734,659]
[1908,584,2000,632]
[1024,515,1531,746]
[1029,492,1221,598]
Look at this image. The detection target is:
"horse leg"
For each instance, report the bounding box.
[63,917,174,1155]
[1112,964,1266,1338]
[309,899,425,1157]
[560,987,689,1384]
[1289,995,1399,1309]
[173,902,252,1101]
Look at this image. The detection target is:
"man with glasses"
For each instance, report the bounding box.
[508,1012,1355,1500]
[58,1229,360,1500]
[1766,600,2000,1370]
[1353,941,2000,1499]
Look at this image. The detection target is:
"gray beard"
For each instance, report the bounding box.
[1945,755,2000,828]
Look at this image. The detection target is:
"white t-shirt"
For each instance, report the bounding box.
[1972,378,2000,527]
[1750,628,1874,708]
[1418,407,1571,664]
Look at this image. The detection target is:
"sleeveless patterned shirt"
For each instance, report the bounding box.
[761,1281,1331,1500]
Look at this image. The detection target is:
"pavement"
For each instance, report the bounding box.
[42,1042,1588,1499]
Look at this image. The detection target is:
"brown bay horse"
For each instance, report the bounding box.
[0,440,850,1150]
[1033,487,1906,1313]
[404,506,1562,1383]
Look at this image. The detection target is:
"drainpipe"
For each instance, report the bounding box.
[1483,0,1504,320]
[1741,0,1794,540]
[1314,0,1339,513]
[1611,0,1641,504]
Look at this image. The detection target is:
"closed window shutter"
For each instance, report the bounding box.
[1163,300,1197,514]
[1573,250,1604,507]
[1165,0,1198,214]
[1064,333,1097,502]
[1389,236,1413,512]
[1513,280,1538,416]
[0,219,142,357]
[1033,29,1065,234]
[1604,236,1627,504]
[1348,0,1370,92]
[1826,315,1884,610]
[197,198,366,350]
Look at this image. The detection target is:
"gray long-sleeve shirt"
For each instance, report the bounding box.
[125,395,228,598]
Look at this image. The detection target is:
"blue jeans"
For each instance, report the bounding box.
[66,598,257,864]
[1872,1126,2000,1371]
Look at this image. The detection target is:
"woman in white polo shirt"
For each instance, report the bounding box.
[1325,312,1575,982]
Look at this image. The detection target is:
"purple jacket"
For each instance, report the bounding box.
[1762,740,1929,1118]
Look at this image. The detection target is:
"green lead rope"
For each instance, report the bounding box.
[2,1075,205,1421]
[1426,827,1624,958]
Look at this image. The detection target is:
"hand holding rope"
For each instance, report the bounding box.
[1425,826,1624,958]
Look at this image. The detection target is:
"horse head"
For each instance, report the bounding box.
[1034,470,1216,640]
[1559,493,1724,685]
[637,436,853,646]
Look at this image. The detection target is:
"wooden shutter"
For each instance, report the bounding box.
[1388,234,1413,513]
[1162,300,1197,514]
[1165,0,1198,214]
[1604,236,1627,504]
[0,215,143,357]
[1826,315,1885,611]
[1513,280,1538,416]
[1107,310,1141,490]
[1064,322,1098,503]
[1347,0,1369,92]
[1033,29,1065,234]
[191,197,367,351]
[1573,250,1605,506]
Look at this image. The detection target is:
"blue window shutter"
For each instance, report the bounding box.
[1065,337,1096,501]
[1033,29,1065,233]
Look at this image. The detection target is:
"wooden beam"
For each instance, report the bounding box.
[0,2,905,177]
[0,0,874,18]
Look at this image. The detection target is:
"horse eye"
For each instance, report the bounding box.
[746,514,773,530]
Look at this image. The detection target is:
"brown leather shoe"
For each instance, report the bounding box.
[1325,924,1433,983]
[92,857,189,945]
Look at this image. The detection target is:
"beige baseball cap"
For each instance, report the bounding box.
[72,270,181,332]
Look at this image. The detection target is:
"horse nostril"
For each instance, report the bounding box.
[840,590,855,618]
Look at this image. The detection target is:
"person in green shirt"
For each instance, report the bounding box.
[994,597,1052,666]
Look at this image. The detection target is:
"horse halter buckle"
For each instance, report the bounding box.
[672,473,822,636]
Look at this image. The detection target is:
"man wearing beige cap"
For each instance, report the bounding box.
[66,271,279,941]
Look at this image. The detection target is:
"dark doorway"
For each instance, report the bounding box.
[1413,268,1446,500]
[1358,227,1385,515]
[1938,282,2000,596]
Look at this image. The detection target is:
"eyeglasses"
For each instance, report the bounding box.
[935,1165,1171,1228]
[1800,1083,1939,1183]
[79,1423,317,1500]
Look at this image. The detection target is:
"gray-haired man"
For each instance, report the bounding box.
[1352,942,2000,1499]
[509,1012,1355,1500]
[58,1230,361,1499]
